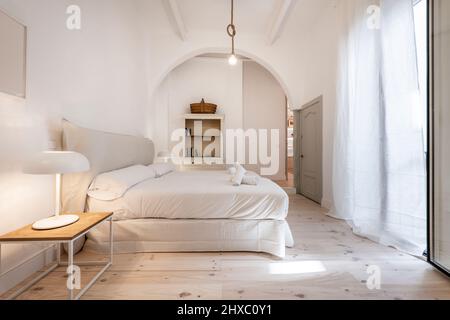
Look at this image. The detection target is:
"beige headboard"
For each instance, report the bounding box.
[61,120,155,213]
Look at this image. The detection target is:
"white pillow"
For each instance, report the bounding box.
[148,163,176,178]
[88,165,156,201]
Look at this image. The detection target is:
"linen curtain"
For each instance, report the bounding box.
[332,0,426,255]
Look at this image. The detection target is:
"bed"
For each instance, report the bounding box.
[61,120,293,257]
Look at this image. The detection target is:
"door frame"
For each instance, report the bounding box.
[294,95,323,204]
[427,0,450,277]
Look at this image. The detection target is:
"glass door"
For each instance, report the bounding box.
[429,0,450,275]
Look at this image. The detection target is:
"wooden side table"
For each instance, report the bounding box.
[0,212,113,300]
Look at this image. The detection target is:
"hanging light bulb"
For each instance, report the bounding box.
[228,54,238,66]
[227,0,238,66]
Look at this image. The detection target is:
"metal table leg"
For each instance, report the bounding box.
[56,243,61,265]
[68,240,74,300]
[1,243,58,300]
[0,244,2,276]
[110,217,113,264]
[1,217,113,301]
[72,219,113,300]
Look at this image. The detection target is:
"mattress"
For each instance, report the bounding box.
[85,218,294,258]
[87,170,289,221]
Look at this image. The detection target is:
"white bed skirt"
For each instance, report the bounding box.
[85,219,294,258]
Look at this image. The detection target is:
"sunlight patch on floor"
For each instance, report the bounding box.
[269,261,326,275]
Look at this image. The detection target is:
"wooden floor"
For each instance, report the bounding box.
[275,172,294,188]
[4,195,450,300]
[275,161,295,188]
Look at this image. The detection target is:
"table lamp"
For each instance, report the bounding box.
[23,151,90,230]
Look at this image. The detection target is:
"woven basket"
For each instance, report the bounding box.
[190,99,217,114]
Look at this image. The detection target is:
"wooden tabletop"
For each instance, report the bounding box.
[0,212,113,242]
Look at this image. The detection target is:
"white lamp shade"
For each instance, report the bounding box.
[23,151,90,175]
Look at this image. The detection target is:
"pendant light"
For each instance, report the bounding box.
[227,0,238,65]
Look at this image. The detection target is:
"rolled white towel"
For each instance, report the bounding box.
[242,173,260,186]
[231,164,246,186]
[228,166,237,176]
[228,162,244,177]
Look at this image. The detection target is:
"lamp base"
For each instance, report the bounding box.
[32,215,80,230]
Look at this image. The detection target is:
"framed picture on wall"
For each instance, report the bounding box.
[0,8,27,98]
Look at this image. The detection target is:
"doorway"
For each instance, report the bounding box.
[294,96,323,204]
[284,100,295,188]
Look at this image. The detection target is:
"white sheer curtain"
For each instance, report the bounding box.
[332,0,427,255]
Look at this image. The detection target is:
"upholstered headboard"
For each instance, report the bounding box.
[61,120,155,213]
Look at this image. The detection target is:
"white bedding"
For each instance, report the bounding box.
[87,170,289,221]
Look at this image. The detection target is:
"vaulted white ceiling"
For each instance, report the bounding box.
[177,0,276,34]
[161,0,333,45]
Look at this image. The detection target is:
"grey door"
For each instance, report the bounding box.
[295,97,323,204]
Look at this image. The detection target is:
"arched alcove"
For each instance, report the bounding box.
[150,47,294,107]
[148,49,290,181]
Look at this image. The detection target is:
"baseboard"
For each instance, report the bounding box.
[283,187,296,195]
[0,246,54,296]
[321,198,333,210]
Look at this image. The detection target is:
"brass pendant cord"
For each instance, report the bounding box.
[227,0,236,55]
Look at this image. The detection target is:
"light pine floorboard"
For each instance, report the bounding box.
[3,195,450,300]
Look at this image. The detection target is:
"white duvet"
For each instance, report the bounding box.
[87,170,289,221]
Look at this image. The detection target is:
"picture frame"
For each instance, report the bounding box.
[0,8,27,98]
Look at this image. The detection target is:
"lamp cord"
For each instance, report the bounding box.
[227,0,236,55]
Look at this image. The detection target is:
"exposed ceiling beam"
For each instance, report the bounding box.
[267,0,297,45]
[163,0,187,41]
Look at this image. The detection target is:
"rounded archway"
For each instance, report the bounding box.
[149,48,292,182]
[150,47,294,107]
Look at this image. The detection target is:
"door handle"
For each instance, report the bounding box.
[301,155,304,158]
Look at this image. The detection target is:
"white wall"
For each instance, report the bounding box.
[243,61,286,181]
[150,58,287,180]
[0,0,343,293]
[0,0,148,293]
[150,57,243,153]
[140,0,339,207]
[292,4,340,209]
[137,0,310,111]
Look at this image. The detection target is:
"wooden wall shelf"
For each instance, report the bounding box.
[183,114,224,163]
